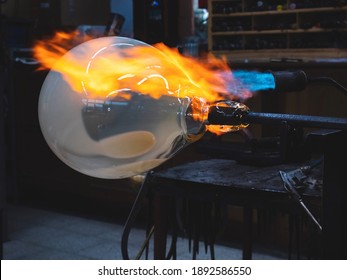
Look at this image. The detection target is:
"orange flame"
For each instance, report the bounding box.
[33,30,250,135]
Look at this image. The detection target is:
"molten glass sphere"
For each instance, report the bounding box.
[38,36,207,179]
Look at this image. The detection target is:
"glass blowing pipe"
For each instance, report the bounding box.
[207,101,347,131]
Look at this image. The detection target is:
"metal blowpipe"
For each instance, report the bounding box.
[207,101,347,131]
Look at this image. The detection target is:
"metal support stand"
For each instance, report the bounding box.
[121,173,152,260]
[121,172,177,260]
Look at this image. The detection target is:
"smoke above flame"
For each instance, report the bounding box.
[33,30,252,135]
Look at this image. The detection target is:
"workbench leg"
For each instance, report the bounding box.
[153,193,170,259]
[322,131,347,259]
[0,208,3,259]
[242,206,253,260]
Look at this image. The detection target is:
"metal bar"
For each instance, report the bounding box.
[246,112,347,130]
[121,174,151,260]
[208,107,347,130]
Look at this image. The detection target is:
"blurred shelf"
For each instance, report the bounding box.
[208,0,347,61]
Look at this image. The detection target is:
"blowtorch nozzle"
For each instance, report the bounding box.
[268,70,308,93]
[231,69,308,94]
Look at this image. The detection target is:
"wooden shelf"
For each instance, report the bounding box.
[212,28,347,35]
[211,48,347,64]
[211,6,347,17]
[208,0,347,61]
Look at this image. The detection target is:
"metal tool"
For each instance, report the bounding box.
[284,166,310,189]
[279,170,322,231]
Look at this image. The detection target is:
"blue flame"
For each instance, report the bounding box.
[218,70,276,98]
[233,70,275,92]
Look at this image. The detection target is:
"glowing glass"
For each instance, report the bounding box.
[38,36,208,179]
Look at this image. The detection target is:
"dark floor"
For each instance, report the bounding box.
[2,202,287,260]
